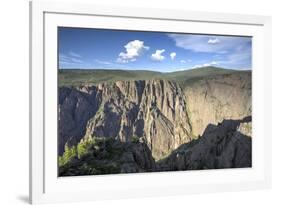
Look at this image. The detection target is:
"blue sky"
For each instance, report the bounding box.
[58,27,252,72]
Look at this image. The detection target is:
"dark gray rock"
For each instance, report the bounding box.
[157,116,252,171]
[58,86,102,155]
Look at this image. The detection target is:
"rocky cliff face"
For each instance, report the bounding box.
[58,72,251,165]
[183,72,251,136]
[58,86,102,155]
[59,80,193,160]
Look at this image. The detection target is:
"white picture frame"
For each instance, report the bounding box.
[30,1,272,204]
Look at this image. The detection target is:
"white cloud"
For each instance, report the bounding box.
[69,51,82,58]
[168,34,251,53]
[170,52,176,60]
[117,40,149,63]
[151,49,165,61]
[94,59,113,65]
[116,58,128,63]
[70,58,84,64]
[192,61,218,68]
[59,53,84,66]
[208,38,220,44]
[180,60,186,63]
[216,46,252,69]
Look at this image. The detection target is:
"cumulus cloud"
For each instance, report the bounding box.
[117,58,127,63]
[117,40,149,63]
[151,49,165,61]
[170,52,176,60]
[180,60,186,63]
[208,38,220,44]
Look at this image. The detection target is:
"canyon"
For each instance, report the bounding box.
[58,67,252,176]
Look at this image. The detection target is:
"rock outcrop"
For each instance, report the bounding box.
[158,116,252,171]
[59,80,193,160]
[59,116,252,176]
[59,138,156,176]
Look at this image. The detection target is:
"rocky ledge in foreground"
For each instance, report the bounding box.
[59,116,252,176]
[157,116,252,171]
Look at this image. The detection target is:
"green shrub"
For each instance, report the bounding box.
[58,137,125,176]
[77,141,88,159]
[59,142,77,166]
[131,136,139,143]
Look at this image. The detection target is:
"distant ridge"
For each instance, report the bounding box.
[59,66,251,87]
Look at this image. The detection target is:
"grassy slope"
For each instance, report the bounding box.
[164,67,250,88]
[59,69,163,87]
[58,66,251,88]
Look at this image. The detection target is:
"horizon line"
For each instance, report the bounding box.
[58,66,252,73]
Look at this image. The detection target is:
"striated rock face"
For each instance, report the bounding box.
[59,80,193,160]
[158,116,252,171]
[58,86,102,155]
[58,69,252,175]
[58,73,251,162]
[184,72,251,136]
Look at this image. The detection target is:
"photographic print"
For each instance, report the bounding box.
[58,27,252,177]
